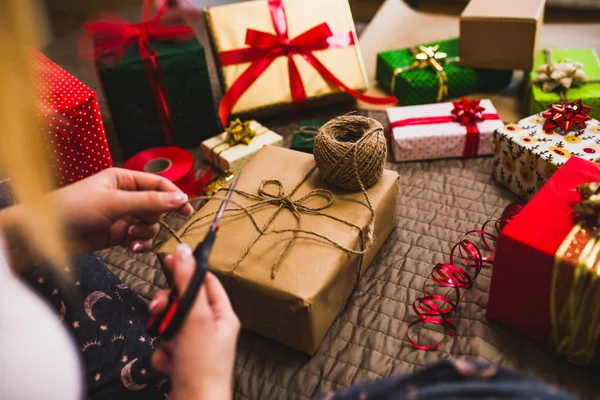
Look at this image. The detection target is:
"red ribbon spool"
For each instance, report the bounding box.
[123,147,211,197]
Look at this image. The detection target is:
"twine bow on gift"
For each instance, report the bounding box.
[216,0,397,127]
[551,182,600,364]
[533,50,600,104]
[79,0,197,145]
[390,44,460,102]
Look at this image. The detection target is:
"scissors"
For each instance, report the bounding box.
[146,172,242,340]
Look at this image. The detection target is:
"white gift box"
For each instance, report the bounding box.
[386,99,504,162]
[200,120,283,171]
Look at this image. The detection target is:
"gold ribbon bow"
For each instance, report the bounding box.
[551,182,600,364]
[391,44,460,102]
[533,50,600,103]
[211,119,269,167]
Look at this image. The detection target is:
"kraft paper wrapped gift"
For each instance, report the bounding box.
[529,49,600,121]
[376,38,513,106]
[200,120,283,171]
[159,146,399,354]
[460,0,545,70]
[488,157,600,365]
[205,0,370,120]
[386,98,504,162]
[492,105,600,200]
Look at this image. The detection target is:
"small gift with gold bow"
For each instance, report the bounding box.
[492,99,600,200]
[387,98,503,162]
[488,156,600,365]
[376,38,512,105]
[200,119,283,171]
[159,146,399,354]
[529,49,600,121]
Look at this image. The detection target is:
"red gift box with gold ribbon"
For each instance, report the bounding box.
[32,50,113,187]
[488,156,600,364]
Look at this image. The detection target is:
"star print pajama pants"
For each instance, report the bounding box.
[23,255,170,400]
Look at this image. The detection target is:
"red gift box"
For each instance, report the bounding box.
[487,156,600,364]
[32,50,112,186]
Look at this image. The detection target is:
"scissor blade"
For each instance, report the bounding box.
[210,171,242,231]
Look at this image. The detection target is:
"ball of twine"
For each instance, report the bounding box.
[313,115,387,191]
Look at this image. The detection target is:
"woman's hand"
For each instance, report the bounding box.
[51,168,194,254]
[150,244,240,400]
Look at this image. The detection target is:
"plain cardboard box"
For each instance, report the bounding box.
[460,0,546,70]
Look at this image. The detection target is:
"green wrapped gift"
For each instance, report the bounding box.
[529,49,600,121]
[290,120,324,154]
[376,38,513,105]
[97,36,219,159]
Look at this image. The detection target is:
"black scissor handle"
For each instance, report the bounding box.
[146,230,216,339]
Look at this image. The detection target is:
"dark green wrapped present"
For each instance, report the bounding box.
[376,38,512,106]
[98,37,218,159]
[290,120,324,154]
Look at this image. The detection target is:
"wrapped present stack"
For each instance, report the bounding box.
[32,49,113,187]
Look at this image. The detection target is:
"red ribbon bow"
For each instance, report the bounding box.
[451,97,485,126]
[80,0,197,145]
[541,99,592,132]
[390,97,499,157]
[217,0,397,127]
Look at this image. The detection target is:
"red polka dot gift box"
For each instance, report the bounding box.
[492,100,600,200]
[386,98,503,162]
[32,49,113,187]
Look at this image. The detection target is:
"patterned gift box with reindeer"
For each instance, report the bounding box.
[492,112,600,200]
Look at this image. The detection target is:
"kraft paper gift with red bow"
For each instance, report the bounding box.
[492,99,599,200]
[386,98,503,162]
[488,156,600,365]
[32,49,113,187]
[205,0,397,126]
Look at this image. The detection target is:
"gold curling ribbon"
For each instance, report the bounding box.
[211,119,269,167]
[551,183,600,364]
[390,44,460,103]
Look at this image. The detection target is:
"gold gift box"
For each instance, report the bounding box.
[205,0,369,116]
[159,146,398,354]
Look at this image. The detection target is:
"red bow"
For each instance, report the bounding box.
[217,0,397,127]
[451,97,485,126]
[542,99,592,132]
[79,0,197,145]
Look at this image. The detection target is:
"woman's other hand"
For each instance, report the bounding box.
[52,168,194,254]
[150,244,240,400]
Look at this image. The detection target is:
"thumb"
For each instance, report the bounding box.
[114,190,189,217]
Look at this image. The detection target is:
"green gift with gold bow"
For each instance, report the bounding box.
[376,38,512,105]
[529,48,600,120]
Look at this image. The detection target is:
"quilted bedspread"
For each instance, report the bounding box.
[98,109,599,400]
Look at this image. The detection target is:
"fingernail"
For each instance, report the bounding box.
[132,242,142,252]
[149,299,159,313]
[168,192,188,205]
[176,243,192,263]
[128,225,136,236]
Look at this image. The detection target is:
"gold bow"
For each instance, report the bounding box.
[391,44,459,102]
[551,182,600,364]
[223,118,257,146]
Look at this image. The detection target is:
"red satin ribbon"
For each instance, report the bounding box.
[217,0,397,127]
[390,113,500,157]
[406,204,521,351]
[80,0,196,145]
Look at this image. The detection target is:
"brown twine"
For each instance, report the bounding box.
[159,115,386,281]
[293,125,320,143]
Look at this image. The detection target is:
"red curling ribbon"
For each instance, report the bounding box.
[406,204,522,351]
[390,98,499,157]
[216,0,398,127]
[541,99,592,132]
[79,0,197,146]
